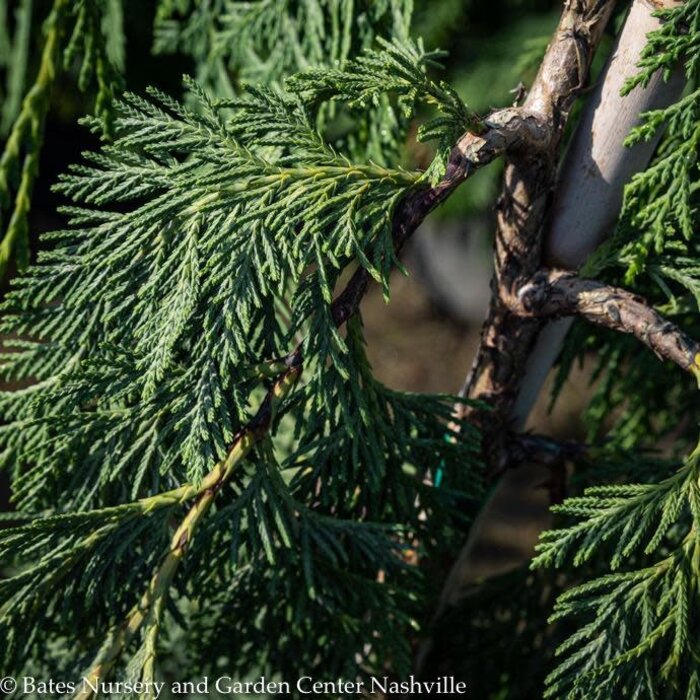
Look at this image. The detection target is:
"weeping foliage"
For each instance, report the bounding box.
[2,1,700,697]
[153,0,418,165]
[0,0,414,288]
[0,27,482,686]
[534,448,700,699]
[153,0,414,90]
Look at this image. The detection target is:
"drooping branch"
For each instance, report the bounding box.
[331,106,552,325]
[505,270,700,377]
[73,24,610,682]
[74,101,546,690]
[75,362,302,700]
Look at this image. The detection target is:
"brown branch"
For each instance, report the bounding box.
[505,432,587,504]
[248,107,556,440]
[504,431,587,471]
[462,431,585,506]
[512,0,687,430]
[506,270,700,377]
[75,361,302,699]
[331,107,552,326]
[418,0,618,678]
[455,0,617,447]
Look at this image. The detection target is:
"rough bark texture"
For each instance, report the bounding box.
[512,271,700,375]
[418,0,694,677]
[332,108,553,325]
[546,0,686,268]
[413,3,618,674]
[455,0,617,468]
[513,0,686,426]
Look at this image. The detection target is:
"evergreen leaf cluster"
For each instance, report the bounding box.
[288,35,480,182]
[154,0,414,90]
[153,0,417,165]
[3,1,700,697]
[585,0,700,288]
[0,0,416,294]
[0,18,482,684]
[534,448,700,698]
[0,0,125,280]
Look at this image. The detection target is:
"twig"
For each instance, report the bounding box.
[74,363,301,700]
[508,270,700,378]
[331,106,552,327]
[503,431,587,472]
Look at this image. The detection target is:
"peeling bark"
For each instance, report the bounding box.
[332,108,555,326]
[513,0,686,426]
[454,0,617,465]
[510,270,700,375]
[414,2,617,673]
[417,0,695,676]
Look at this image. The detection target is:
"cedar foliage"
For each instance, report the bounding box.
[0,1,699,698]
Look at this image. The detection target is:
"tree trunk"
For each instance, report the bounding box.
[513,0,686,426]
[420,0,687,672]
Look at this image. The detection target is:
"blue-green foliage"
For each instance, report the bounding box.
[5,0,700,695]
[154,0,417,165]
[288,36,480,182]
[154,0,414,91]
[534,450,700,699]
[0,0,125,280]
[0,29,482,684]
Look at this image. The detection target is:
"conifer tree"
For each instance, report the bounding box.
[1,1,700,698]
